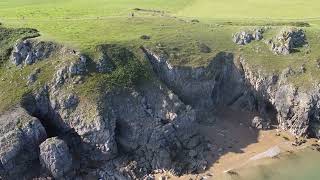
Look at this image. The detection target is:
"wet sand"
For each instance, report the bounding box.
[155,108,318,180]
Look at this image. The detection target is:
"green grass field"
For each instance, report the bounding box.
[1,0,320,111]
[179,0,320,19]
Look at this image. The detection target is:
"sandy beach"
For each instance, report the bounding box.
[155,108,319,180]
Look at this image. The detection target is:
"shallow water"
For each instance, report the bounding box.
[221,149,320,180]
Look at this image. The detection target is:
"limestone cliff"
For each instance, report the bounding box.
[1,35,320,179]
[143,47,320,138]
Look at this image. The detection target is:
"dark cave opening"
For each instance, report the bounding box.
[20,93,63,138]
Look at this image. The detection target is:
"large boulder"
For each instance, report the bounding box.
[0,107,47,179]
[39,137,73,178]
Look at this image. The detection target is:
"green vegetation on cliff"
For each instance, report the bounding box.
[1,0,320,112]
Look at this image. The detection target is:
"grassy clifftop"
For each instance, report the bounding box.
[1,0,320,112]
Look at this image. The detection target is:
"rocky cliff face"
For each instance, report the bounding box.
[0,39,211,179]
[142,47,320,137]
[240,59,320,137]
[1,36,320,179]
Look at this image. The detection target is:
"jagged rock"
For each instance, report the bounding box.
[10,39,57,66]
[60,94,79,110]
[269,28,307,55]
[54,55,88,88]
[232,28,264,45]
[251,116,270,130]
[69,55,87,76]
[0,107,47,179]
[39,137,73,178]
[54,67,68,86]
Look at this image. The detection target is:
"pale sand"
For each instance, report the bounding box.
[155,108,316,180]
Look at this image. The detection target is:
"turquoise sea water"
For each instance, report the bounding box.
[222,149,320,180]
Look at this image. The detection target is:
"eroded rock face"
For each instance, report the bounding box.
[268,28,307,55]
[143,47,320,137]
[240,59,320,136]
[104,84,210,176]
[0,108,47,179]
[142,47,253,111]
[11,39,58,66]
[39,137,73,178]
[28,85,118,163]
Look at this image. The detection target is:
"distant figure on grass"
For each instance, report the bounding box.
[131,12,135,18]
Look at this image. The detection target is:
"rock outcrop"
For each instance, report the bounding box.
[11,39,59,66]
[103,85,210,176]
[39,137,73,178]
[267,28,307,55]
[232,28,264,45]
[240,61,320,136]
[0,108,47,179]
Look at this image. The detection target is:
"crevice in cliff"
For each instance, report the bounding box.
[19,92,86,174]
[20,93,62,138]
